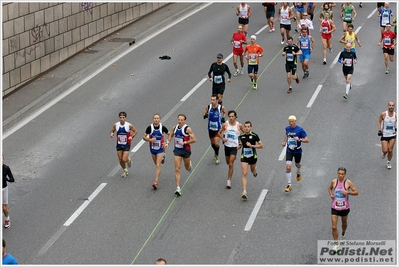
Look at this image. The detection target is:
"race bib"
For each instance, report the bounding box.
[345,13,352,20]
[383,37,391,45]
[344,58,352,67]
[287,137,297,150]
[214,75,223,84]
[301,41,308,49]
[234,41,241,48]
[227,132,236,140]
[286,53,294,61]
[386,124,394,130]
[322,27,328,33]
[117,134,127,145]
[249,54,257,65]
[175,137,183,148]
[151,140,161,150]
[243,147,254,158]
[209,121,218,131]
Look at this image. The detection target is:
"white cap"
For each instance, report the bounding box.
[251,35,256,40]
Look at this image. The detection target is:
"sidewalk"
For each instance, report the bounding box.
[2,2,201,132]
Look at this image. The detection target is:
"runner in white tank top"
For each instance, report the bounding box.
[378,101,397,169]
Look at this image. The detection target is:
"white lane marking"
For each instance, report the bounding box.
[63,183,107,226]
[255,24,269,35]
[278,146,286,161]
[307,85,323,108]
[132,139,145,153]
[38,226,68,255]
[181,78,207,101]
[355,26,362,34]
[368,8,378,19]
[2,2,213,140]
[244,189,268,231]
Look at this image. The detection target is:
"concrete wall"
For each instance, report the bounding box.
[2,2,168,96]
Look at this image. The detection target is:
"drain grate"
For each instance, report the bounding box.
[82,49,99,54]
[108,38,135,43]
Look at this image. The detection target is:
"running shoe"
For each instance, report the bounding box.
[323,60,327,65]
[359,3,362,7]
[329,47,333,53]
[253,172,258,177]
[287,88,293,93]
[242,191,247,200]
[233,69,240,76]
[188,160,192,173]
[161,153,165,164]
[382,152,387,159]
[385,68,390,74]
[295,77,300,84]
[340,233,346,241]
[127,158,131,168]
[269,28,273,33]
[303,71,309,78]
[175,187,182,196]
[240,68,244,75]
[214,154,220,165]
[227,180,232,189]
[332,244,341,252]
[272,26,275,32]
[343,93,348,99]
[121,169,128,178]
[253,83,258,90]
[295,28,299,33]
[152,181,158,190]
[284,184,292,192]
[4,220,10,228]
[296,173,302,182]
[387,161,392,169]
[250,78,254,84]
[281,38,285,45]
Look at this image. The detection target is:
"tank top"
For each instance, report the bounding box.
[239,4,249,18]
[342,4,353,22]
[115,122,131,147]
[149,123,165,151]
[174,124,190,151]
[343,31,356,49]
[332,179,350,210]
[382,111,397,137]
[208,104,222,131]
[224,122,241,147]
[280,6,291,25]
[321,20,332,36]
[299,35,311,54]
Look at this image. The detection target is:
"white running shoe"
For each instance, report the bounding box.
[121,169,128,178]
[281,39,285,45]
[240,68,244,75]
[226,180,232,189]
[233,69,240,76]
[387,162,392,169]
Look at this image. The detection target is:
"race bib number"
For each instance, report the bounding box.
[386,124,394,131]
[209,121,218,131]
[227,132,236,140]
[322,27,328,33]
[287,137,297,150]
[249,54,257,65]
[151,140,161,150]
[335,199,346,209]
[345,13,352,20]
[214,75,223,84]
[300,41,308,49]
[117,134,127,145]
[233,41,241,48]
[175,137,183,148]
[243,147,254,158]
[286,53,294,61]
[383,37,391,45]
[344,58,352,67]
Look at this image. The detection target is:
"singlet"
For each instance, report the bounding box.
[332,179,350,210]
[224,122,241,148]
[321,19,332,37]
[232,32,246,50]
[299,35,311,55]
[343,31,356,49]
[115,122,132,147]
[280,6,291,25]
[382,111,397,137]
[148,123,165,152]
[174,124,190,151]
[285,125,307,154]
[342,4,354,22]
[239,132,260,159]
[208,104,222,132]
[239,4,249,18]
[245,44,264,65]
[380,8,392,26]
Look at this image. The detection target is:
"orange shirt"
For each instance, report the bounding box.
[244,44,264,65]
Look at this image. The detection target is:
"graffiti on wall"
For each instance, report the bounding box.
[81,2,94,15]
[31,23,50,43]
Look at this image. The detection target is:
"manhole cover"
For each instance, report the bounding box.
[108,38,135,42]
[82,49,99,54]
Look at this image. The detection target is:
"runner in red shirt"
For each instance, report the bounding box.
[378,24,397,74]
[320,11,336,65]
[231,25,247,76]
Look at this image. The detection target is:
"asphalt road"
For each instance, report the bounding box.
[2,2,397,265]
